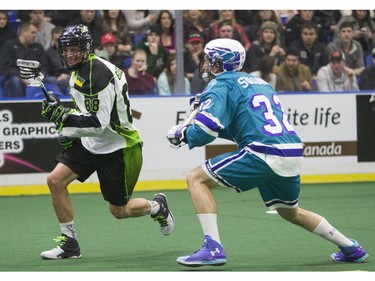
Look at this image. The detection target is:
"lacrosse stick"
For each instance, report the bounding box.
[167,106,200,149]
[16,59,52,102]
[181,106,200,127]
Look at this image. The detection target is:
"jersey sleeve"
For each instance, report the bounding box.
[186,82,233,149]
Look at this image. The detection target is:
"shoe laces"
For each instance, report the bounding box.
[153,214,168,227]
[53,235,67,247]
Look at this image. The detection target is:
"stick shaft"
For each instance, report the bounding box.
[182,107,199,127]
[40,82,52,102]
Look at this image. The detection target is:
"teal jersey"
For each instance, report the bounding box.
[186,71,303,177]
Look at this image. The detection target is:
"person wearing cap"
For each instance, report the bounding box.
[242,21,285,73]
[136,24,169,79]
[184,32,205,80]
[359,47,375,90]
[316,50,359,92]
[99,33,126,68]
[274,46,313,92]
[326,21,365,76]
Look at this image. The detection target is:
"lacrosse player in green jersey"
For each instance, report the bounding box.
[39,24,174,259]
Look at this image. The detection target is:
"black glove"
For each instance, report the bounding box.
[57,134,77,150]
[41,94,65,123]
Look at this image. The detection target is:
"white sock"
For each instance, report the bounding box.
[149,200,160,216]
[313,218,354,247]
[60,220,76,239]
[197,214,221,244]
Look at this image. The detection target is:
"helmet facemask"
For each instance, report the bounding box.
[58,25,93,71]
[199,54,224,81]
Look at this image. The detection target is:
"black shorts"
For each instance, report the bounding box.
[56,140,143,206]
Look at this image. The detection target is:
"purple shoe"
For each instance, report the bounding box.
[176,235,227,267]
[331,239,369,263]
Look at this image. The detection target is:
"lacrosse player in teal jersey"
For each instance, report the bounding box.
[167,38,368,267]
[39,24,174,259]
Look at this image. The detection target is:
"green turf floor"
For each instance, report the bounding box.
[0,182,374,273]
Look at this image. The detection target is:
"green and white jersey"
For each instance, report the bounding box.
[61,54,142,154]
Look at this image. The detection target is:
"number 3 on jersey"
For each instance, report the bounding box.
[250,94,295,136]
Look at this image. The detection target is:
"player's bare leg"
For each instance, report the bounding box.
[276,207,369,262]
[176,166,226,267]
[41,163,81,259]
[47,163,78,223]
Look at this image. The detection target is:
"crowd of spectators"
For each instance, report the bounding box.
[1,9,375,98]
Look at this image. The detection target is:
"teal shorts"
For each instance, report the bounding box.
[203,147,300,209]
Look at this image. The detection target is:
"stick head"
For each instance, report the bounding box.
[16,59,44,86]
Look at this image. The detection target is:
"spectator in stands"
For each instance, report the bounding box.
[250,55,277,88]
[28,10,55,51]
[206,10,251,51]
[274,46,313,92]
[359,47,375,90]
[242,21,285,73]
[0,10,16,49]
[183,10,208,44]
[233,10,255,38]
[274,10,298,25]
[100,33,126,68]
[247,10,285,47]
[184,32,205,80]
[316,50,359,92]
[136,24,169,79]
[336,10,375,59]
[122,10,158,36]
[43,10,80,27]
[217,21,234,39]
[101,10,134,58]
[67,10,103,52]
[326,21,365,76]
[315,10,342,42]
[124,49,155,95]
[0,21,55,98]
[156,10,176,55]
[157,54,190,95]
[295,23,329,77]
[285,10,330,47]
[46,26,70,94]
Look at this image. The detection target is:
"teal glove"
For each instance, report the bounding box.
[57,134,77,150]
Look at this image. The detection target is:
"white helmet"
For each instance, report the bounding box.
[205,38,246,71]
[199,38,246,80]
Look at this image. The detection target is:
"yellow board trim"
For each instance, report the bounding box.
[1,174,375,196]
